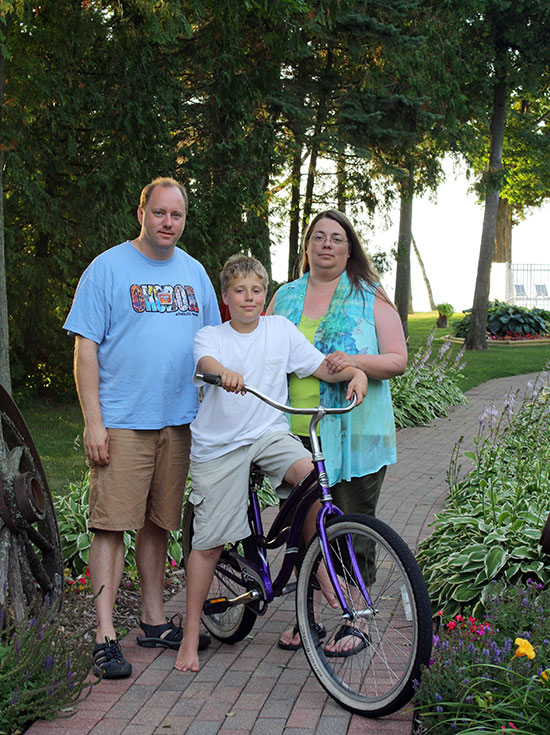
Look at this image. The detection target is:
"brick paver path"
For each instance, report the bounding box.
[27,372,545,735]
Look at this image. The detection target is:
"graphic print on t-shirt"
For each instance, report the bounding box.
[130,283,200,314]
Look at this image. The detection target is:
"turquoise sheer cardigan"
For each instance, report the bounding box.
[273,271,396,486]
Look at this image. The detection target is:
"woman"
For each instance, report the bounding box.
[267,210,407,654]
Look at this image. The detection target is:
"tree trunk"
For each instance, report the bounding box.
[0,27,12,394]
[412,233,436,311]
[301,48,333,233]
[465,75,507,351]
[301,144,318,235]
[337,150,346,212]
[394,169,414,339]
[493,197,512,263]
[287,146,302,280]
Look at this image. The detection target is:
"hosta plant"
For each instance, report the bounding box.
[417,373,550,617]
[390,330,466,429]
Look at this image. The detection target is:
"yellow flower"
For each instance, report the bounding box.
[512,637,536,660]
[541,670,549,685]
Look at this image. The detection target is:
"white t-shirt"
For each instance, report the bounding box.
[190,315,325,462]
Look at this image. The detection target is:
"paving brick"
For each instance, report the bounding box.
[251,717,287,735]
[89,720,127,735]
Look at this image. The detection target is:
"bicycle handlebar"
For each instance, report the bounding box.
[196,372,357,416]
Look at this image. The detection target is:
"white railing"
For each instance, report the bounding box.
[506,264,550,309]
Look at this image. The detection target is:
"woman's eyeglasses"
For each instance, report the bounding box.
[310,234,348,246]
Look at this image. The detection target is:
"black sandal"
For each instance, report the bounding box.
[137,613,211,651]
[278,622,326,651]
[324,624,368,658]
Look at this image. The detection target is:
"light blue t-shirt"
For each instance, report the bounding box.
[63,241,221,429]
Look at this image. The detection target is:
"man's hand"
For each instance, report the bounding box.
[83,421,110,465]
[325,351,358,374]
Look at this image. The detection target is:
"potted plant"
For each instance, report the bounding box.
[435,302,454,328]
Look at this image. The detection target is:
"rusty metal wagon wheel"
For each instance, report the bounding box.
[0,384,64,622]
[540,512,550,556]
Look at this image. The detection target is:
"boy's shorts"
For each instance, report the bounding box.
[189,431,311,550]
[89,426,191,532]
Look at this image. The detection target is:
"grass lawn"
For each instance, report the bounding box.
[13,312,549,495]
[16,395,86,495]
[408,312,549,392]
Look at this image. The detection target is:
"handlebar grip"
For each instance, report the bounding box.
[198,373,222,386]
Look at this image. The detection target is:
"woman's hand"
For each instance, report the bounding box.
[346,369,367,405]
[325,351,357,374]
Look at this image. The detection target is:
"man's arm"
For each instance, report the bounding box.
[74,335,110,465]
[312,362,367,405]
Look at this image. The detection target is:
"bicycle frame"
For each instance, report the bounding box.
[197,373,372,616]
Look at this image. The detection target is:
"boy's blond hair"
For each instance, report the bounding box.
[220,254,269,293]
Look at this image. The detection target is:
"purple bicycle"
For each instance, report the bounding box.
[182,374,432,717]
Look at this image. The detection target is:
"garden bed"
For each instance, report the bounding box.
[444,335,550,346]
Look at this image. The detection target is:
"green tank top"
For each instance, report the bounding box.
[289,314,323,436]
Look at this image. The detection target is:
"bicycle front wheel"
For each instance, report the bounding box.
[296,514,432,717]
[181,503,257,643]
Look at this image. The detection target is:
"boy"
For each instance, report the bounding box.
[175,255,367,672]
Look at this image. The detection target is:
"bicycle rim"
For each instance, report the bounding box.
[181,504,257,643]
[296,514,432,717]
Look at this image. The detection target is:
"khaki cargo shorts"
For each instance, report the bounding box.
[88,425,191,532]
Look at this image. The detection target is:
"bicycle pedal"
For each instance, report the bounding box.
[204,597,230,614]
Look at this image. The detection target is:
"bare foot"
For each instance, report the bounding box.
[174,635,200,672]
[278,625,301,649]
[316,564,342,609]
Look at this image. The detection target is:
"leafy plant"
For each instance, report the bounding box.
[454,300,550,339]
[390,330,467,429]
[0,598,95,733]
[417,373,550,617]
[415,580,550,734]
[436,302,454,318]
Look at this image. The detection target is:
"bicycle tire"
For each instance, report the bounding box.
[296,513,432,717]
[181,503,257,643]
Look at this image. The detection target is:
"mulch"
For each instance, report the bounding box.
[58,568,186,645]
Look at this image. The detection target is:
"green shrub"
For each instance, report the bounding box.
[390,331,467,429]
[454,300,550,340]
[0,599,95,733]
[415,580,550,735]
[417,373,550,618]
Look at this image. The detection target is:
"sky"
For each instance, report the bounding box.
[270,159,550,313]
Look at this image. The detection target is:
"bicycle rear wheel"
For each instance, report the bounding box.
[296,514,432,717]
[181,503,257,643]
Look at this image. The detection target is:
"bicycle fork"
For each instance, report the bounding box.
[316,503,376,621]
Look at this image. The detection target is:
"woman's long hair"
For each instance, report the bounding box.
[300,210,379,293]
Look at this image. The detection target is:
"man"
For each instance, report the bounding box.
[64,177,220,678]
